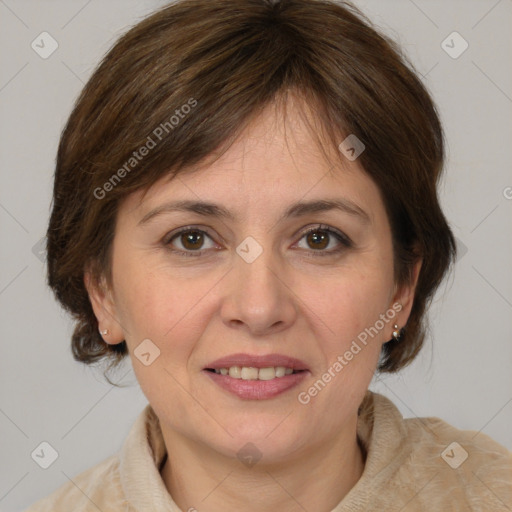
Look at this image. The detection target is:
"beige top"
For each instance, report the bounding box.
[26,391,512,511]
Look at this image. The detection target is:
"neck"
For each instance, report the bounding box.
[160,416,365,512]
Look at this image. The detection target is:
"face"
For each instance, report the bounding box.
[87,95,418,464]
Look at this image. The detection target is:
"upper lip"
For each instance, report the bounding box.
[205,353,309,371]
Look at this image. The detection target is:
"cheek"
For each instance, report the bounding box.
[112,257,216,363]
[304,266,394,348]
[296,275,390,429]
[112,263,214,411]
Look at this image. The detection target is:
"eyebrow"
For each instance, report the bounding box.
[138,198,371,226]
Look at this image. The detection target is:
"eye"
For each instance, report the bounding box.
[164,227,218,256]
[295,225,352,256]
[163,224,351,258]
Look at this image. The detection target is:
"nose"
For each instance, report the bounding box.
[219,248,298,337]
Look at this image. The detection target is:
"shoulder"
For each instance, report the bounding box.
[358,392,512,510]
[24,403,159,511]
[404,412,512,473]
[395,399,511,508]
[24,454,128,512]
[406,411,511,455]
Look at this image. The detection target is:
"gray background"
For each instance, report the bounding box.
[1,0,511,510]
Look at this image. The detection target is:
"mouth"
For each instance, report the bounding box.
[204,366,305,380]
[203,353,310,400]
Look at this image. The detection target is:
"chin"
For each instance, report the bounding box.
[212,420,307,464]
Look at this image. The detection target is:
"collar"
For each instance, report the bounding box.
[119,391,406,511]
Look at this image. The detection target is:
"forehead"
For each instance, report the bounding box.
[122,96,383,227]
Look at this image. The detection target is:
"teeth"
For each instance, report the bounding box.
[213,366,298,380]
[275,367,286,377]
[228,366,241,379]
[257,367,276,381]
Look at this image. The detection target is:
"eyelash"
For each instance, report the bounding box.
[163,224,352,258]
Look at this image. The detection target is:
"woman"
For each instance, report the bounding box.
[27,0,511,510]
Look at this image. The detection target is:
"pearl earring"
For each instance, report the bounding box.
[392,324,401,341]
[99,328,110,336]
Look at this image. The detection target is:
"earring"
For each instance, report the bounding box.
[392,324,401,341]
[99,328,110,337]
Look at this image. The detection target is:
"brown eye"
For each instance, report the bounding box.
[180,231,204,250]
[306,230,329,250]
[166,228,217,255]
[296,225,352,256]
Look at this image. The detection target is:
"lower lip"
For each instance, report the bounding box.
[203,370,309,400]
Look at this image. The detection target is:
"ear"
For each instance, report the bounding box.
[390,258,422,331]
[83,269,124,345]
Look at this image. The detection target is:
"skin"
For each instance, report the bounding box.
[86,93,421,512]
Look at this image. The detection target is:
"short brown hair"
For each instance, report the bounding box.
[47,0,457,382]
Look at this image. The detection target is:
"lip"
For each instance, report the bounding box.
[203,353,310,400]
[203,369,309,400]
[204,353,309,371]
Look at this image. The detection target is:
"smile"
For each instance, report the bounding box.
[204,358,310,400]
[203,353,310,400]
[209,366,297,380]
